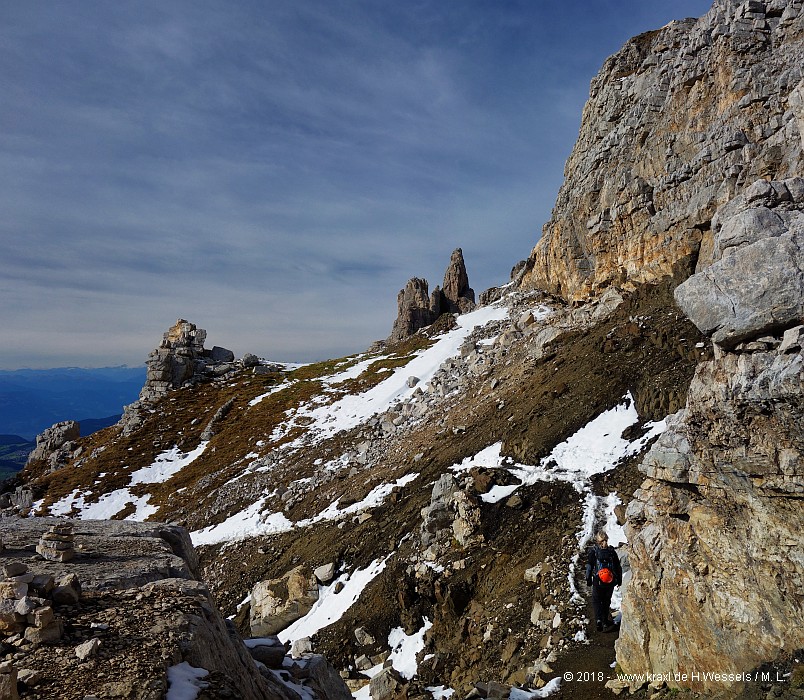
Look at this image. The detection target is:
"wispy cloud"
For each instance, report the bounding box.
[0,0,713,368]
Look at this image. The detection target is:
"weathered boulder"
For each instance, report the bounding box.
[210,346,235,363]
[246,637,287,668]
[369,667,407,700]
[314,562,336,584]
[301,654,354,700]
[675,178,804,347]
[0,664,19,700]
[242,353,260,368]
[519,1,804,302]
[249,565,319,637]
[26,420,80,466]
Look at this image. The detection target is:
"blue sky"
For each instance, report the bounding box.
[0,0,712,368]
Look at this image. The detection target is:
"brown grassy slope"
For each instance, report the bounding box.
[198,279,709,692]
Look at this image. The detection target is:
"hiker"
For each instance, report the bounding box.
[586,531,622,632]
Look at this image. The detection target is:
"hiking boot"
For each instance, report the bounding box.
[596,621,604,632]
[603,624,617,633]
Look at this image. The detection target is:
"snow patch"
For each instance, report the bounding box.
[509,678,561,699]
[304,473,419,525]
[448,395,666,611]
[191,473,417,545]
[191,499,292,546]
[43,440,208,522]
[388,617,432,679]
[281,302,510,443]
[248,380,295,407]
[129,442,208,485]
[278,556,391,644]
[166,662,209,700]
[451,395,665,495]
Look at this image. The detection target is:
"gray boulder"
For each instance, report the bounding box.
[249,566,319,637]
[210,346,235,363]
[675,179,804,347]
[369,667,406,700]
[303,655,354,700]
[242,353,260,367]
[26,421,80,466]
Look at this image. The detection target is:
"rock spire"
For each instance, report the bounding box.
[388,248,476,344]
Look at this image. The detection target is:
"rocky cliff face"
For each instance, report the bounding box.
[617,178,804,690]
[25,421,80,470]
[519,0,804,302]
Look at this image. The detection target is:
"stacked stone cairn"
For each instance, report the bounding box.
[0,561,66,646]
[0,559,80,699]
[36,522,75,562]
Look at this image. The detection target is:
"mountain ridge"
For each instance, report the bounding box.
[5,1,804,698]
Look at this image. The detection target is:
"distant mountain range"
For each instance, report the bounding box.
[0,434,34,480]
[0,366,146,441]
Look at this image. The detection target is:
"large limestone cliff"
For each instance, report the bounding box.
[520,0,804,302]
[616,179,804,691]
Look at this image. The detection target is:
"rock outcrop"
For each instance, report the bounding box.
[675,176,804,347]
[0,518,350,699]
[140,319,209,403]
[419,474,483,561]
[617,179,804,691]
[25,420,80,468]
[519,0,804,302]
[388,249,476,343]
[118,319,238,435]
[388,277,440,344]
[249,565,320,637]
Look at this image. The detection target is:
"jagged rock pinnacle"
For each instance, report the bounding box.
[387,249,476,344]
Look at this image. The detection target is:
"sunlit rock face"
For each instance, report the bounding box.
[616,177,804,691]
[519,0,804,302]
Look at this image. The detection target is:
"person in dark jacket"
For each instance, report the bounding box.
[585,531,622,632]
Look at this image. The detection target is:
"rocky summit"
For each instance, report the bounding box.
[4,1,804,699]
